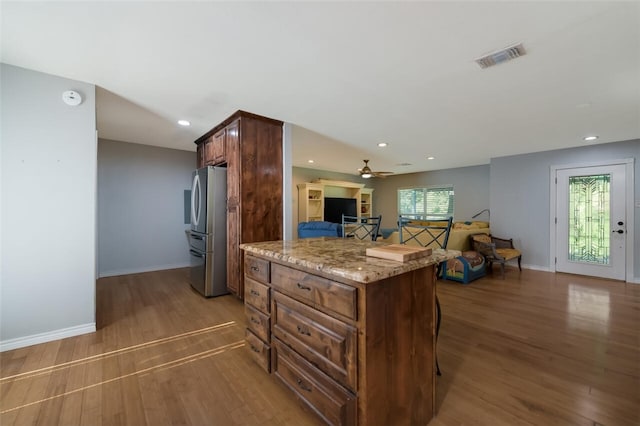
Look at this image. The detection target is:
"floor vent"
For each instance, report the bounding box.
[475,43,526,69]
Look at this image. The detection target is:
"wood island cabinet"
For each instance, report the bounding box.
[195,111,283,298]
[241,238,444,426]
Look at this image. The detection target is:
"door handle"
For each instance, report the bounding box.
[612,229,624,234]
[296,378,312,392]
[296,325,311,336]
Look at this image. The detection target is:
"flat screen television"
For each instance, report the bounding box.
[324,197,357,224]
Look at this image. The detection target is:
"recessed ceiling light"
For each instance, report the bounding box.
[427,156,435,160]
[583,135,599,141]
[307,159,314,163]
[178,120,191,126]
[377,142,388,147]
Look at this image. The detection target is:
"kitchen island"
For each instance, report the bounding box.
[240,237,458,426]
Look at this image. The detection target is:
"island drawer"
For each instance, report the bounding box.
[244,276,270,314]
[245,304,270,343]
[245,329,270,373]
[270,263,357,320]
[245,255,270,283]
[273,339,356,426]
[272,292,357,391]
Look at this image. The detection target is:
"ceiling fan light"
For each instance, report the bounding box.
[361,173,372,179]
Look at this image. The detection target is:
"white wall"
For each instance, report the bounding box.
[372,165,491,229]
[97,139,195,277]
[1,64,97,350]
[490,139,639,277]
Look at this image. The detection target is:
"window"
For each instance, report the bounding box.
[398,186,454,219]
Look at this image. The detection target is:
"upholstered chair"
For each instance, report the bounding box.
[470,233,522,278]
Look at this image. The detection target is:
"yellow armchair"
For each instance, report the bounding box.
[470,233,522,278]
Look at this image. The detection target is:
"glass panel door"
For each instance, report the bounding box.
[568,174,610,264]
[556,164,626,280]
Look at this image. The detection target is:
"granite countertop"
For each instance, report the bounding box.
[240,237,460,284]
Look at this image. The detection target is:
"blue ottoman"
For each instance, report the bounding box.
[443,251,486,284]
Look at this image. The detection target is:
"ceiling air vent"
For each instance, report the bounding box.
[475,43,526,69]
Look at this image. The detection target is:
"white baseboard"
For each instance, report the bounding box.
[1,323,96,352]
[521,264,551,272]
[98,262,190,278]
[628,277,640,284]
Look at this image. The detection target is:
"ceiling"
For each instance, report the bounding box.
[2,1,639,176]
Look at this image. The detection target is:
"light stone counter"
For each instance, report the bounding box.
[240,237,460,284]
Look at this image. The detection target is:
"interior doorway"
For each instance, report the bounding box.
[550,159,634,281]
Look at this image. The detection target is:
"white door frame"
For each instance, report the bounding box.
[549,158,635,282]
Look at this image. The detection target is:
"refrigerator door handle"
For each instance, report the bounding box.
[189,249,205,258]
[190,233,204,240]
[191,173,201,227]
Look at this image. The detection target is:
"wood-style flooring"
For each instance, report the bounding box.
[1,267,638,425]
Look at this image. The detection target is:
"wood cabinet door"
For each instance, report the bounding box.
[227,205,240,296]
[196,143,205,168]
[273,339,356,426]
[225,121,240,208]
[237,118,282,244]
[225,120,241,297]
[203,136,215,165]
[212,129,226,164]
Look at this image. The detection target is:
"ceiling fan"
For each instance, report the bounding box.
[358,159,394,179]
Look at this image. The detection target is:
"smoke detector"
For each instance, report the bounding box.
[475,43,526,69]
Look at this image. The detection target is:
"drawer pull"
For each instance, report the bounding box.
[249,344,260,353]
[296,282,311,291]
[250,289,260,296]
[296,378,312,392]
[250,317,260,325]
[251,266,260,272]
[296,325,311,336]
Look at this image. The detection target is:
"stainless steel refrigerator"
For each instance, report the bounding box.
[188,166,227,297]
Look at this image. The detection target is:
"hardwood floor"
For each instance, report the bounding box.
[1,267,638,425]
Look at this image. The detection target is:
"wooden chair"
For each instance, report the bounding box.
[341,215,382,241]
[470,233,522,278]
[398,215,453,376]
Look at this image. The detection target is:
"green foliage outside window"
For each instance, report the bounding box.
[398,186,454,219]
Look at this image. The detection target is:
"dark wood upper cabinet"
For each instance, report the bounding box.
[204,135,215,165]
[194,111,283,298]
[196,142,205,169]
[212,129,226,165]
